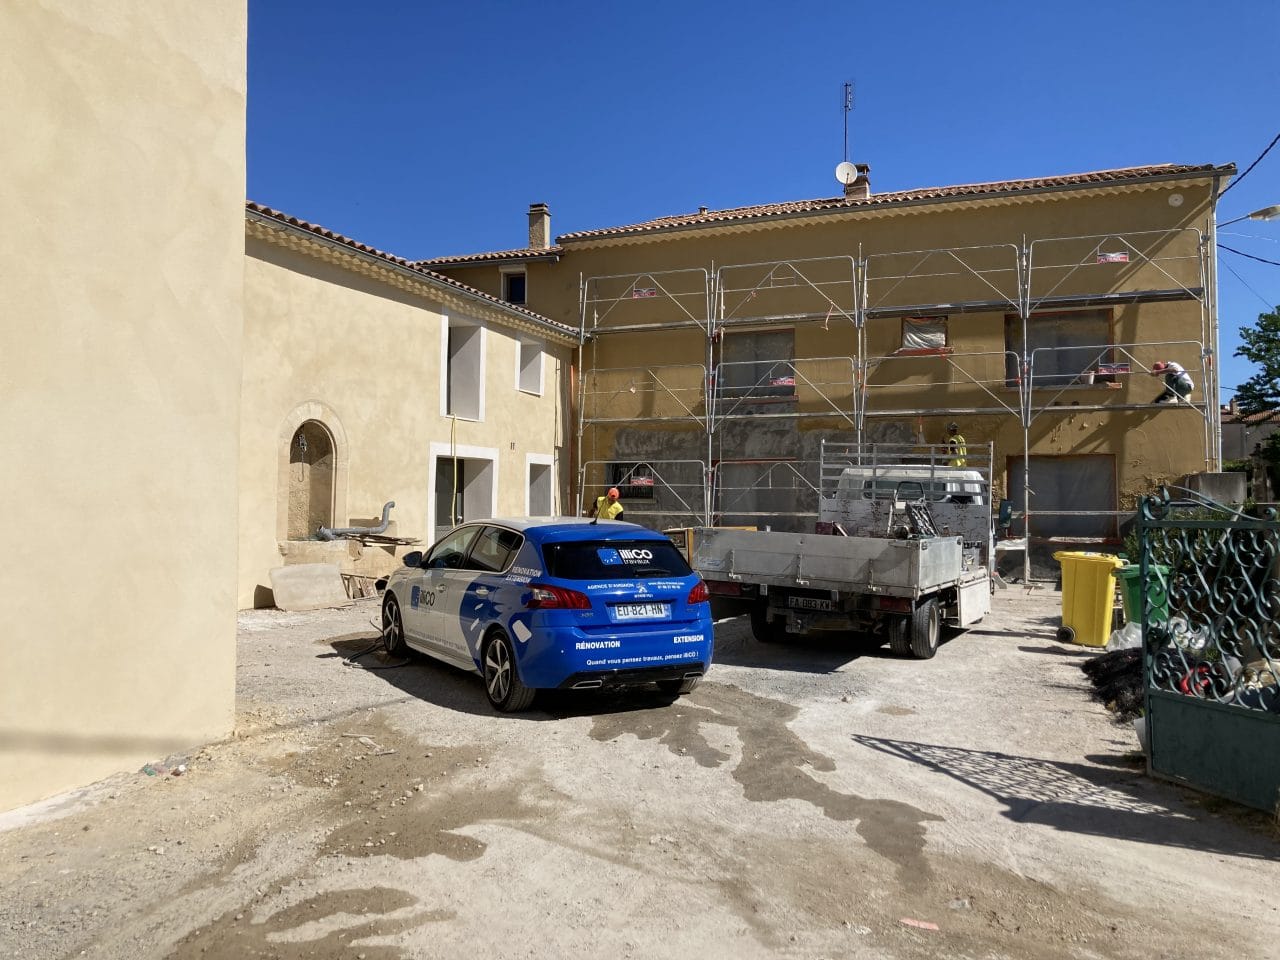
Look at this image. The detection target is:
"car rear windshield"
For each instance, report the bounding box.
[541,539,692,580]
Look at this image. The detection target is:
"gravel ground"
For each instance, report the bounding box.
[2,586,1278,960]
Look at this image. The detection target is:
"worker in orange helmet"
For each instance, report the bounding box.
[588,487,625,522]
[1150,361,1194,404]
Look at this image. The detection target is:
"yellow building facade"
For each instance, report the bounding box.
[429,165,1233,565]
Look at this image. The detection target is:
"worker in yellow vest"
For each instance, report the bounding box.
[589,487,625,522]
[945,422,968,468]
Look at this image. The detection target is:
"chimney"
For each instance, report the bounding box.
[528,202,551,249]
[843,163,871,200]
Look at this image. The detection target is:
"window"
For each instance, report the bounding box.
[518,339,543,394]
[1005,309,1112,387]
[542,540,692,580]
[445,319,483,419]
[434,454,495,531]
[468,526,523,573]
[502,270,527,306]
[527,459,553,515]
[610,462,656,500]
[1007,455,1117,539]
[899,315,949,353]
[426,525,481,569]
[718,329,796,399]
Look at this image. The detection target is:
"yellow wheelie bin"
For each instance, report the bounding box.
[1054,551,1125,647]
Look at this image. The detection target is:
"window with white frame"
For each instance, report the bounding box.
[517,338,543,394]
[502,270,527,306]
[527,459,553,515]
[445,319,483,419]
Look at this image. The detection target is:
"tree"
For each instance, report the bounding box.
[1233,305,1280,415]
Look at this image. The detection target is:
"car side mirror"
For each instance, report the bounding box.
[402,550,424,568]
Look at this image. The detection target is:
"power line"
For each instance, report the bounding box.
[1219,243,1280,267]
[1220,258,1276,310]
[1219,130,1280,199]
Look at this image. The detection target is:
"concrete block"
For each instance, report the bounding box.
[1177,472,1246,506]
[268,563,350,611]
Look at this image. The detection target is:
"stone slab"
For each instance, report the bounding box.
[268,562,350,611]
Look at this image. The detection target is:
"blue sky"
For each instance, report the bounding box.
[248,0,1280,400]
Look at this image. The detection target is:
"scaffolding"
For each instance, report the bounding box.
[575,228,1218,581]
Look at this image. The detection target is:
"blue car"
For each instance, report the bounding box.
[381,518,714,711]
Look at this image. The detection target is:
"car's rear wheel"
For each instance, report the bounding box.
[382,596,407,657]
[483,630,535,712]
[657,676,700,697]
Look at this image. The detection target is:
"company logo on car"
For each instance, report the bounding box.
[619,548,654,561]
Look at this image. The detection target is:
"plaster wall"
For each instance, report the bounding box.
[240,240,568,608]
[0,2,247,811]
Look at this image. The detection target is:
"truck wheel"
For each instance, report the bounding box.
[887,616,912,656]
[749,603,785,644]
[909,598,941,660]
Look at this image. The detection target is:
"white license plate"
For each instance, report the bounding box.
[613,602,670,621]
[788,596,835,611]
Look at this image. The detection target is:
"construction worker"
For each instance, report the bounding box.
[588,487,625,521]
[945,422,968,468]
[1150,361,1194,404]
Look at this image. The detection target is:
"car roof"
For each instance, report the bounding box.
[454,517,671,544]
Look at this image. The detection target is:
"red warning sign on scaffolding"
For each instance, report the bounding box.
[631,287,658,298]
[1096,251,1129,264]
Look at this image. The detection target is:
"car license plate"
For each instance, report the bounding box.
[613,602,670,621]
[787,596,835,611]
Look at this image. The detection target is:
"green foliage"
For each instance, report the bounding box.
[1233,305,1280,415]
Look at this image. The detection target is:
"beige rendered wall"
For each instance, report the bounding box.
[0,3,247,811]
[240,239,568,608]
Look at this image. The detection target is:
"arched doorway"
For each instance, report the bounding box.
[287,420,335,539]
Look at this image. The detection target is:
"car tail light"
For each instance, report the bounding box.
[687,579,709,605]
[526,584,591,609]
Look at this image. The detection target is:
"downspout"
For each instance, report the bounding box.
[1207,170,1226,470]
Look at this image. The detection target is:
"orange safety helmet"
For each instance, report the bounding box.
[1151,361,1169,373]
[607,487,620,499]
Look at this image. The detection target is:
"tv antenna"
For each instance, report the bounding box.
[835,81,857,185]
[842,81,854,162]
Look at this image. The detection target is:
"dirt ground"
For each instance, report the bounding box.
[2,586,1278,960]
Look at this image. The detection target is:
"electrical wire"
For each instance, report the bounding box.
[341,618,412,670]
[1219,131,1280,199]
[1218,244,1280,268]
[1220,258,1277,310]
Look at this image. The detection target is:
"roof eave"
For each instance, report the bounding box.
[556,164,1236,247]
[245,208,580,345]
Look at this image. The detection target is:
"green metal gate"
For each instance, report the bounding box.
[1138,492,1280,812]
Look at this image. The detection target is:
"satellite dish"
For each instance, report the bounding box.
[835,161,858,185]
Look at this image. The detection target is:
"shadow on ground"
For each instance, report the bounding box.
[853,733,1280,858]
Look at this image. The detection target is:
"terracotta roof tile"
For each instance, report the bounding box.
[554,163,1227,243]
[244,202,577,340]
[418,246,563,267]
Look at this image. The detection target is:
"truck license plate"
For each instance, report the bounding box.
[613,602,671,621]
[788,596,835,611]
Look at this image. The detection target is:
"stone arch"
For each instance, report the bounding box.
[277,401,349,541]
